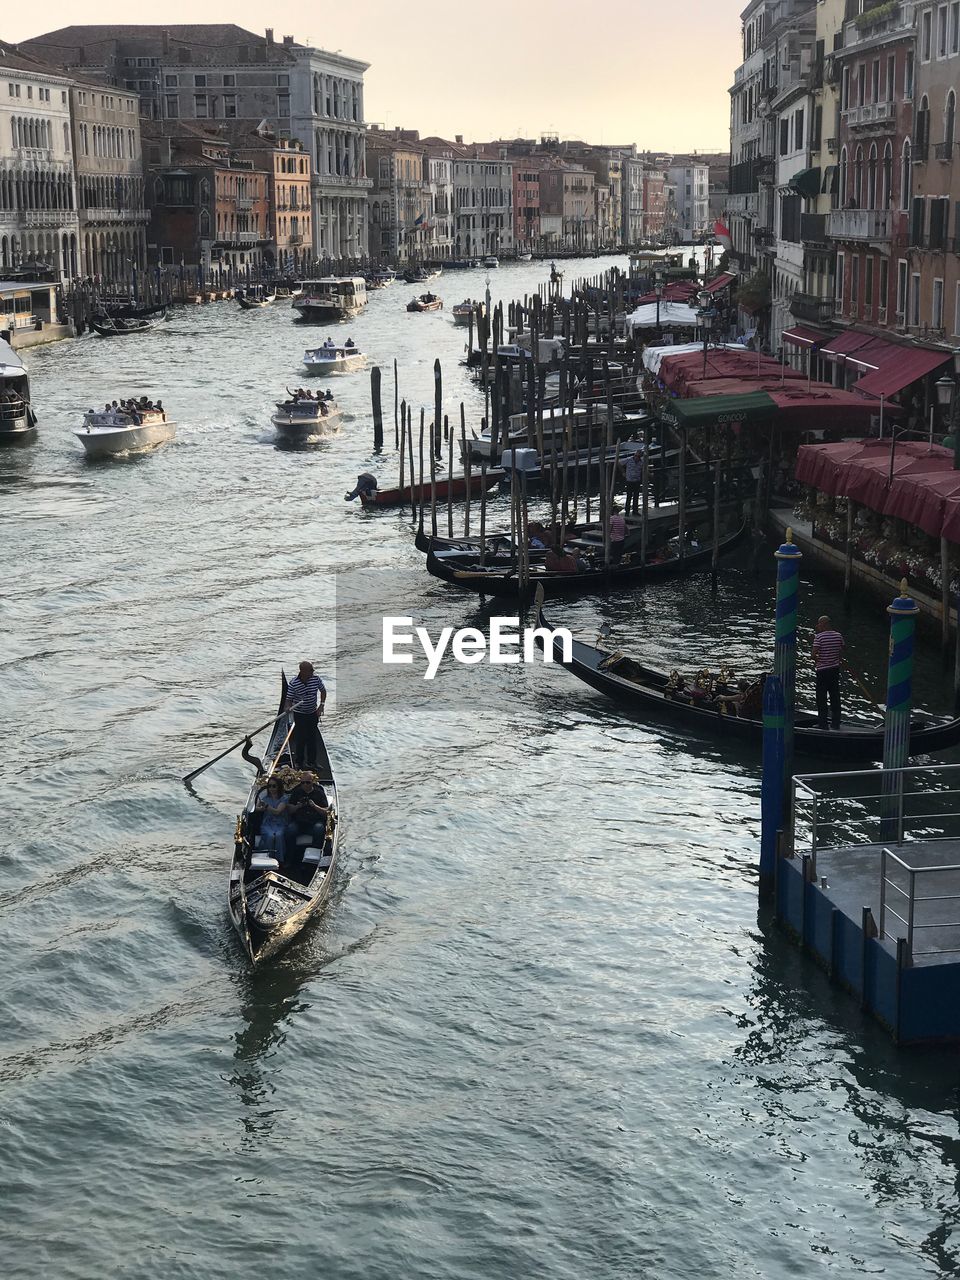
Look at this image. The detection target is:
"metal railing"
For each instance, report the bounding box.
[826,208,892,240]
[879,846,960,956]
[935,141,955,161]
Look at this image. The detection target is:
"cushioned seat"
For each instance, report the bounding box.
[302,847,332,868]
[250,853,280,872]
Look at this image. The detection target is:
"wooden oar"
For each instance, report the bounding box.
[842,657,885,713]
[182,714,283,785]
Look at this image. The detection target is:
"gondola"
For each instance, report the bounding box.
[228,675,339,963]
[534,591,960,761]
[89,304,166,337]
[359,469,503,509]
[425,520,749,599]
[236,289,277,310]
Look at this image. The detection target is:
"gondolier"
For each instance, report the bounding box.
[812,615,844,729]
[285,661,326,767]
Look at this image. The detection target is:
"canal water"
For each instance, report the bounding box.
[3,256,960,1279]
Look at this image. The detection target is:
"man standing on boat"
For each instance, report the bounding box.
[812,616,844,729]
[285,661,326,768]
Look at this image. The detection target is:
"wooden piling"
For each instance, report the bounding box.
[398,397,406,497]
[418,408,426,534]
[446,414,454,536]
[406,404,415,510]
[434,359,442,460]
[371,365,384,451]
[711,459,722,589]
[394,358,399,449]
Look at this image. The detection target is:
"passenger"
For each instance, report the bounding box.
[545,545,580,574]
[253,777,291,864]
[285,773,330,849]
[155,399,164,419]
[344,472,378,502]
[344,337,356,349]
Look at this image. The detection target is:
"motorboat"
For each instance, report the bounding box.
[303,343,365,374]
[293,277,367,322]
[451,300,474,326]
[482,256,500,268]
[271,394,342,445]
[75,403,175,458]
[517,252,533,262]
[0,339,37,441]
[407,292,443,313]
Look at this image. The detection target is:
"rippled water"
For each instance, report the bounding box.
[3,257,960,1279]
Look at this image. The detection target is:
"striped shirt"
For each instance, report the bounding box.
[286,673,326,712]
[813,630,844,671]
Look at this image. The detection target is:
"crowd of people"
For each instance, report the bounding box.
[87,396,164,425]
[284,386,336,412]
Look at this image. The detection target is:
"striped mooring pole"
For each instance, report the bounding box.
[774,528,803,810]
[881,578,920,838]
[759,673,785,898]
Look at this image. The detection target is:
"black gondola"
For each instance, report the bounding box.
[534,591,960,761]
[89,303,166,337]
[425,520,749,599]
[228,675,339,963]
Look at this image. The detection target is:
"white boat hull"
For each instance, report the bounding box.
[271,408,343,440]
[303,352,365,374]
[75,420,175,457]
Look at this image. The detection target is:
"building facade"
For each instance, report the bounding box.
[513,162,541,252]
[666,159,711,239]
[0,43,79,281]
[366,129,428,265]
[641,166,668,240]
[561,165,596,251]
[426,150,455,260]
[451,146,513,258]
[72,82,147,284]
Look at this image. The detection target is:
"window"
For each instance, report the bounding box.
[839,146,848,201]
[882,141,893,207]
[871,59,880,103]
[851,254,860,307]
[194,74,206,88]
[223,74,235,87]
[953,2,960,54]
[165,74,178,87]
[934,277,945,328]
[277,73,289,87]
[931,196,948,247]
[26,86,32,100]
[854,146,864,205]
[880,258,889,313]
[906,49,915,98]
[901,139,912,209]
[911,272,921,326]
[922,8,933,60]
[897,259,908,318]
[955,282,960,335]
[939,5,949,57]
[867,143,878,208]
[224,96,237,118]
[63,122,70,152]
[165,95,179,118]
[836,251,845,301]
[946,90,956,150]
[278,94,290,118]
[886,54,895,101]
[841,65,850,112]
[912,195,926,245]
[794,108,804,150]
[194,95,208,118]
[779,118,789,155]
[865,256,873,309]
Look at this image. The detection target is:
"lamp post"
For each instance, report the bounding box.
[654,266,665,338]
[936,370,958,467]
[697,289,716,380]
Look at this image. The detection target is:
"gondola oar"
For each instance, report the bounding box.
[842,657,885,713]
[182,715,283,785]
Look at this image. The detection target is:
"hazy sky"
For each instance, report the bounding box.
[9,1,739,151]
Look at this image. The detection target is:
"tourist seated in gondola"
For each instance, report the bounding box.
[285,773,330,848]
[665,671,691,703]
[544,545,583,574]
[253,777,291,865]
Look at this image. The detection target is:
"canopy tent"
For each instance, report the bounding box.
[661,391,774,429]
[854,345,952,398]
[884,468,960,538]
[843,447,953,510]
[795,439,882,492]
[700,271,736,294]
[782,325,832,348]
[788,167,821,199]
[769,384,884,429]
[820,330,880,361]
[796,440,953,500]
[633,280,700,305]
[641,341,748,377]
[662,387,879,431]
[655,348,805,396]
[625,301,702,333]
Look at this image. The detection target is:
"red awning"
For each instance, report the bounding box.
[701,272,736,294]
[843,446,953,509]
[795,439,891,493]
[854,345,952,398]
[884,467,960,537]
[782,325,831,347]
[820,330,879,360]
[768,385,883,429]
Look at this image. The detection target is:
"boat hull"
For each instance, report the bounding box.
[303,353,364,374]
[271,408,342,440]
[293,301,362,322]
[75,420,176,457]
[359,470,502,508]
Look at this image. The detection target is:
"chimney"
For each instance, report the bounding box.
[161,29,170,54]
[455,134,463,144]
[265,28,274,43]
[283,35,294,45]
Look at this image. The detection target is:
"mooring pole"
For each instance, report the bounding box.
[371,365,383,451]
[759,673,786,899]
[881,579,920,839]
[773,528,802,818]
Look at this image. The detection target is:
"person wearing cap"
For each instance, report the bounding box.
[623,449,644,516]
[812,615,844,729]
[284,661,326,768]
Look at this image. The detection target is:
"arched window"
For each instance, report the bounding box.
[10,117,17,149]
[154,177,165,203]
[839,146,848,204]
[900,138,912,210]
[853,146,864,206]
[881,141,893,207]
[918,94,930,156]
[867,143,878,209]
[200,179,210,204]
[199,208,210,238]
[946,89,956,151]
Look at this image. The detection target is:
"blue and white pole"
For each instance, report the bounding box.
[774,528,803,805]
[882,579,920,837]
[760,673,785,898]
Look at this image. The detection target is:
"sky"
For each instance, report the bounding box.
[8,0,740,152]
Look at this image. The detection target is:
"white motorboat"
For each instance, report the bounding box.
[303,343,365,374]
[75,406,175,458]
[293,277,367,322]
[0,339,36,440]
[482,256,500,269]
[451,300,474,327]
[271,396,342,444]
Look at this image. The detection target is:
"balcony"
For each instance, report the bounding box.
[826,208,892,241]
[913,140,929,163]
[842,2,916,49]
[217,230,262,245]
[236,197,255,210]
[82,207,147,223]
[790,292,834,324]
[21,210,73,227]
[936,141,955,161]
[843,101,896,128]
[726,192,759,215]
[287,233,303,245]
[800,212,828,244]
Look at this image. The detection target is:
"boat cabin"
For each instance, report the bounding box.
[300,277,366,305]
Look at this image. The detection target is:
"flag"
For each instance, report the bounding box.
[713,219,732,251]
[414,212,425,227]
